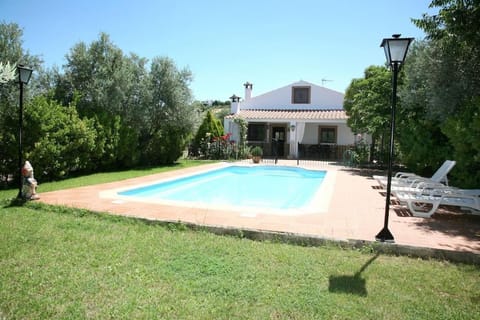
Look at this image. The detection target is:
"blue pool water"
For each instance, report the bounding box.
[119,166,326,210]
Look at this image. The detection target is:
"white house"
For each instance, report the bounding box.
[224,80,369,160]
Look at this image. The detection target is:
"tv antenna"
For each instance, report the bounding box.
[321,78,333,86]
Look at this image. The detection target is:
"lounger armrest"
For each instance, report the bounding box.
[441,189,480,199]
[407,178,444,188]
[459,189,480,197]
[394,172,417,179]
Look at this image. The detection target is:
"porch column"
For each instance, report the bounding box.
[289,121,297,158]
[293,122,306,158]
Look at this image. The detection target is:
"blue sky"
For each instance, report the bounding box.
[1,0,436,101]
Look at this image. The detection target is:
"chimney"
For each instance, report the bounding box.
[244,82,253,100]
[230,94,240,114]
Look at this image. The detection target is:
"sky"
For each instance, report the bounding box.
[1,0,437,101]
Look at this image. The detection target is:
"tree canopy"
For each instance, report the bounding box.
[0,23,200,184]
[344,0,480,187]
[406,0,480,186]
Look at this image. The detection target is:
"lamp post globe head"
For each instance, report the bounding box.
[17,64,33,84]
[380,34,414,67]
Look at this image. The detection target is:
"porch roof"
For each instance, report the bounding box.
[225,109,348,121]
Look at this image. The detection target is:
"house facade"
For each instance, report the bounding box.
[224,80,369,160]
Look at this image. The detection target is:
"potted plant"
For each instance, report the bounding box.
[251,146,263,163]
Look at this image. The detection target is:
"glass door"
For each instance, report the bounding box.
[272,127,285,157]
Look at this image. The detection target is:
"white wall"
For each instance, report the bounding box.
[337,123,355,145]
[224,119,239,143]
[240,80,344,110]
[300,123,355,145]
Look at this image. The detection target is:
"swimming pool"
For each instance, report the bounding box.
[117,165,326,211]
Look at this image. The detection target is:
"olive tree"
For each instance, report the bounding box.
[143,57,198,164]
[399,0,480,186]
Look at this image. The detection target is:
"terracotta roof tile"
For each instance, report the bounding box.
[225,109,348,121]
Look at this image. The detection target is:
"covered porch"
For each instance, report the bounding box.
[224,109,369,161]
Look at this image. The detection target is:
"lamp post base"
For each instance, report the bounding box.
[375,227,395,243]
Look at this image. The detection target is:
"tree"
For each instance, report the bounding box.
[22,95,97,180]
[60,33,124,116]
[143,57,198,165]
[57,33,152,169]
[0,61,15,83]
[397,42,453,175]
[402,0,480,186]
[0,22,41,184]
[1,25,199,182]
[343,65,391,162]
[55,34,199,169]
[0,22,42,120]
[191,110,224,157]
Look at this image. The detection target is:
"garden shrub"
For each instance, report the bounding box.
[24,96,97,180]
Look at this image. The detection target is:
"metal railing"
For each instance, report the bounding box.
[246,142,355,162]
[247,141,289,158]
[298,144,353,161]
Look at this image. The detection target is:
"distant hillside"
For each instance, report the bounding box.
[197,100,231,125]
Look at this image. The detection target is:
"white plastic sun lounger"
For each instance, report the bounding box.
[390,181,447,197]
[373,160,456,188]
[395,187,480,218]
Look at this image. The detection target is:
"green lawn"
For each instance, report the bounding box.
[1,161,479,319]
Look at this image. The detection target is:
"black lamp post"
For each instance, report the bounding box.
[16,64,33,199]
[375,34,413,242]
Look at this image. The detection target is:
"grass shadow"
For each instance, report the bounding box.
[2,197,27,208]
[328,254,379,297]
[328,274,367,296]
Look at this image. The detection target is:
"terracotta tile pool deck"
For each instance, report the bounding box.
[38,161,480,255]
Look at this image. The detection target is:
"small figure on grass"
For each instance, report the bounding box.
[21,161,39,200]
